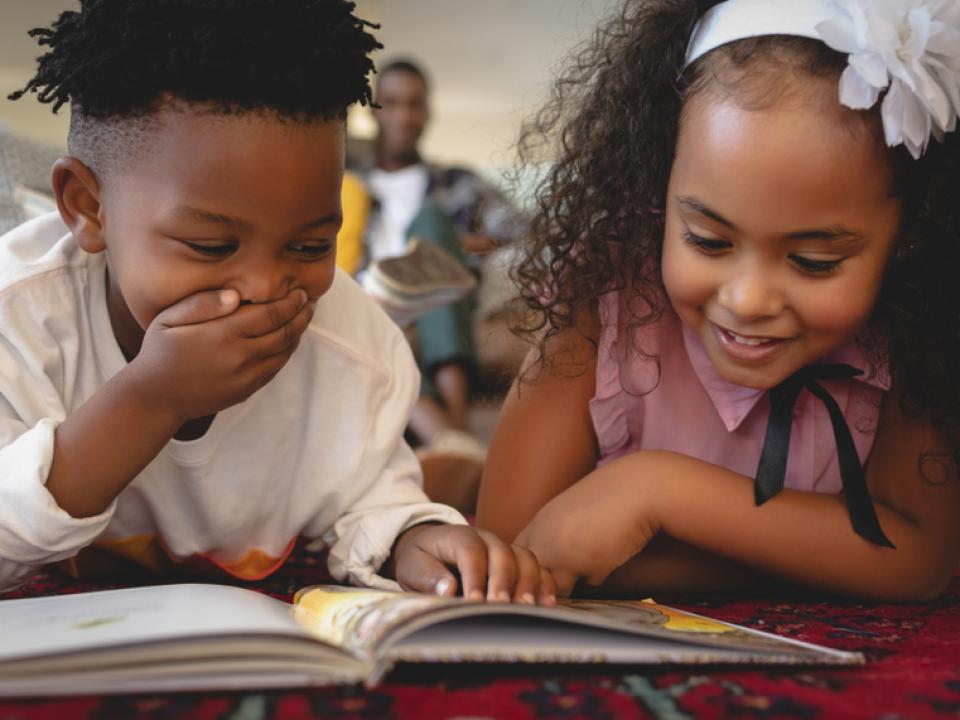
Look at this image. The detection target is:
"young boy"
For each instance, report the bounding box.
[0,0,553,605]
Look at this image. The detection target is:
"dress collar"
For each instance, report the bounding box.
[680,322,891,432]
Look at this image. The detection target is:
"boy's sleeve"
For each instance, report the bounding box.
[0,339,117,593]
[317,331,467,591]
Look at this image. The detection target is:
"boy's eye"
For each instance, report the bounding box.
[184,241,237,258]
[683,229,731,253]
[790,255,842,275]
[289,241,333,259]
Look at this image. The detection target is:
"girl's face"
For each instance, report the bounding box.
[662,80,902,390]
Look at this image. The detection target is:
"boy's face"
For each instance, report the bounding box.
[97,109,344,357]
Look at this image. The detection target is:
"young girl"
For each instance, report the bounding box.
[477,0,960,601]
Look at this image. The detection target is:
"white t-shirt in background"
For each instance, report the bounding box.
[366,164,429,261]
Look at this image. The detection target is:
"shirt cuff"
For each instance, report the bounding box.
[326,502,467,592]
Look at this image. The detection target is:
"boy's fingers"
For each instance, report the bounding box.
[553,569,578,599]
[510,546,541,605]
[157,289,240,328]
[448,529,488,601]
[396,546,459,597]
[229,289,309,338]
[538,567,558,607]
[483,536,518,602]
[249,303,313,359]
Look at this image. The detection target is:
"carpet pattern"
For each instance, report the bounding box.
[2,543,959,719]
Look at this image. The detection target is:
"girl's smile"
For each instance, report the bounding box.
[711,323,795,365]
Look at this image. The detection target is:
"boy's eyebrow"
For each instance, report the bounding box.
[676,196,865,242]
[173,206,250,230]
[172,206,342,231]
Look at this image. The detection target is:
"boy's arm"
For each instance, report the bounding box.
[522,389,960,601]
[316,330,466,590]
[0,288,313,592]
[46,289,313,518]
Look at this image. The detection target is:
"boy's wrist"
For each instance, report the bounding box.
[117,361,188,430]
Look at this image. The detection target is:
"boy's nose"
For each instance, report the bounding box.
[717,269,783,321]
[233,264,296,305]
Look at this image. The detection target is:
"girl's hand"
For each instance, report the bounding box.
[388,524,557,605]
[516,456,663,597]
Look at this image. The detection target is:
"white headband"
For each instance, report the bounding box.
[684,0,960,159]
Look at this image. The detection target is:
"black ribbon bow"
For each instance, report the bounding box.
[755,363,894,548]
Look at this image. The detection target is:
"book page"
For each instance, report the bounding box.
[293,585,445,658]
[293,587,861,666]
[0,584,306,663]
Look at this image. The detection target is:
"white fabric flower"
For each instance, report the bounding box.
[817,0,960,158]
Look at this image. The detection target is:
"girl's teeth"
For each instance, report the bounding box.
[729,331,773,346]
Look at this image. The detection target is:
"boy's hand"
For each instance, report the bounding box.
[129,287,315,422]
[388,524,557,605]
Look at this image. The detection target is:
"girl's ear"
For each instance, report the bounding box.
[51,157,106,254]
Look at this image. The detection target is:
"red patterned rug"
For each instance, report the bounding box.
[2,542,959,719]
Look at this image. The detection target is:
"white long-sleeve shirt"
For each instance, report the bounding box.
[0,213,465,593]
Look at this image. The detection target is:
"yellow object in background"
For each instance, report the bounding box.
[336,171,370,276]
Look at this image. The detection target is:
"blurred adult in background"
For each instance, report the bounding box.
[340,58,529,513]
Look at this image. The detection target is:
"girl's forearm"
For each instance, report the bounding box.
[595,534,775,596]
[629,451,955,601]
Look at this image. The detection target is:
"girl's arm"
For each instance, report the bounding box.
[476,319,601,541]
[522,388,960,601]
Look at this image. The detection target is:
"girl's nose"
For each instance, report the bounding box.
[716,268,783,321]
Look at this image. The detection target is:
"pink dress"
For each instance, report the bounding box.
[589,292,890,492]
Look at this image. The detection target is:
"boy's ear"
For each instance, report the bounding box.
[51,157,106,254]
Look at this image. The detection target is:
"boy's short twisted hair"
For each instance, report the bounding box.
[9,0,381,175]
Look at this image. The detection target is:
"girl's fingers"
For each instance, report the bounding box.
[396,546,459,597]
[483,536,518,602]
[510,546,542,605]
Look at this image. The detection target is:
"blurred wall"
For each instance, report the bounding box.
[0,0,621,184]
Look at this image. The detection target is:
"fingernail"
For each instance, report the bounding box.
[521,593,535,605]
[496,591,511,603]
[297,289,308,308]
[220,289,238,307]
[468,590,484,601]
[435,578,452,596]
[546,594,557,606]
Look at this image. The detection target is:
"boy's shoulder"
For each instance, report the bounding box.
[303,268,410,378]
[0,212,81,297]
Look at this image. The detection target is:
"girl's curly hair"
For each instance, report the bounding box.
[513,0,960,453]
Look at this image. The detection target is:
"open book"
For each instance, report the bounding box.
[0,583,862,696]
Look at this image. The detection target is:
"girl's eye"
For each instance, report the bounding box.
[790,255,842,275]
[289,241,333,259]
[185,241,237,257]
[683,229,731,254]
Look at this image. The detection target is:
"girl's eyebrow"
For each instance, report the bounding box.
[677,196,737,230]
[676,195,866,242]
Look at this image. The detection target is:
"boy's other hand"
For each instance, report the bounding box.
[130,287,315,422]
[388,524,557,606]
